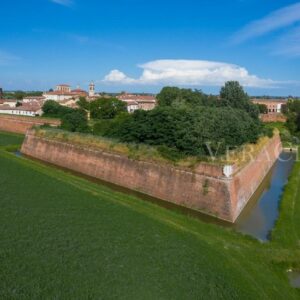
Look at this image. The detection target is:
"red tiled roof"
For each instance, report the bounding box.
[117,94,156,102]
[2,99,18,102]
[0,104,41,112]
[71,89,87,94]
[45,90,87,96]
[252,99,286,104]
[126,101,139,105]
[23,96,45,100]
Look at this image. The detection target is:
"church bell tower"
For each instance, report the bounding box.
[89,81,95,97]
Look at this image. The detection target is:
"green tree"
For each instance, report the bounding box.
[77,97,89,110]
[61,111,89,132]
[42,100,74,118]
[157,87,215,108]
[256,104,268,114]
[103,106,262,157]
[90,98,127,119]
[220,81,259,119]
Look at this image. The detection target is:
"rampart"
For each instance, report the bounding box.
[260,113,287,123]
[21,130,282,222]
[0,115,60,134]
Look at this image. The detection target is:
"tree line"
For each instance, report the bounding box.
[42,81,269,159]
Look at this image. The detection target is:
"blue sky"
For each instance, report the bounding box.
[1,0,300,95]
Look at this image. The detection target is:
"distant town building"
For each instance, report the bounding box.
[43,82,94,103]
[0,87,43,117]
[117,93,156,112]
[89,82,95,97]
[0,103,42,117]
[0,99,18,108]
[23,96,46,105]
[56,84,71,93]
[59,98,78,109]
[252,99,286,114]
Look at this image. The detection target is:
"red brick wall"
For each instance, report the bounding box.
[230,133,282,220]
[21,131,281,222]
[260,113,287,123]
[0,115,60,134]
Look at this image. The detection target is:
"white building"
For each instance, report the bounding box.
[126,101,139,113]
[43,92,75,102]
[0,99,18,108]
[56,84,71,93]
[23,96,46,104]
[89,82,95,97]
[0,104,42,117]
[43,83,92,103]
[117,94,156,113]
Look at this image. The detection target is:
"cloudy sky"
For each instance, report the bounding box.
[1,0,300,95]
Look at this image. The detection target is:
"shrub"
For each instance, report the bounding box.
[102,106,262,157]
[61,111,89,133]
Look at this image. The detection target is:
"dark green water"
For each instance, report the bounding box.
[234,152,295,241]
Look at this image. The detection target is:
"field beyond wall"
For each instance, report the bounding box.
[0,131,300,299]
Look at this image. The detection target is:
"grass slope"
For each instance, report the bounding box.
[0,132,299,299]
[0,131,24,147]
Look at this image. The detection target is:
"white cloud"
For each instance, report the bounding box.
[0,50,19,65]
[232,2,300,44]
[104,70,136,84]
[103,59,276,88]
[51,0,73,7]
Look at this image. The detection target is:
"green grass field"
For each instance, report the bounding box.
[0,131,24,147]
[0,131,300,299]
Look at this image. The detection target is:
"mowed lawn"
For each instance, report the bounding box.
[0,132,300,299]
[0,131,24,147]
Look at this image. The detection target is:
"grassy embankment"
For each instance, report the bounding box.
[34,127,272,169]
[0,131,300,299]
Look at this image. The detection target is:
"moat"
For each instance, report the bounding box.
[234,151,296,241]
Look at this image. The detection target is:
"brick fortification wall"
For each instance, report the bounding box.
[21,131,282,222]
[260,113,287,123]
[0,115,60,134]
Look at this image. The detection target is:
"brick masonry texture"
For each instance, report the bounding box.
[260,113,287,123]
[0,115,60,134]
[21,130,282,222]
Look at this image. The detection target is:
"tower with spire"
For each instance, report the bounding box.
[89,81,95,97]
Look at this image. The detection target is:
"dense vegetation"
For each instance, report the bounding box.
[101,106,261,156]
[43,97,127,133]
[282,98,300,141]
[2,90,43,100]
[42,100,89,132]
[0,132,299,299]
[96,82,264,157]
[77,97,127,119]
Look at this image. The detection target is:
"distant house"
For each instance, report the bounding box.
[59,98,79,109]
[126,101,139,113]
[117,94,156,112]
[252,99,286,114]
[0,99,18,108]
[0,103,42,117]
[23,96,46,104]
